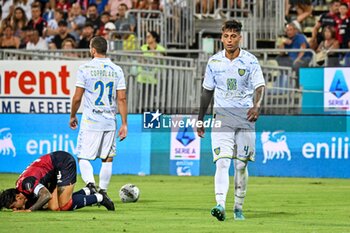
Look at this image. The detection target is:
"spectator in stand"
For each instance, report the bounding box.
[74,0,89,14]
[50,20,76,49]
[276,21,312,82]
[0,25,20,48]
[103,21,116,40]
[45,8,65,41]
[114,3,136,32]
[342,0,350,16]
[26,27,48,50]
[0,7,13,35]
[67,3,86,41]
[27,2,47,37]
[316,26,339,66]
[140,30,165,54]
[137,31,165,85]
[98,11,111,36]
[124,34,137,51]
[56,0,71,15]
[140,0,161,18]
[86,3,101,34]
[122,29,137,50]
[42,1,55,22]
[311,0,341,50]
[13,0,34,20]
[11,6,28,48]
[78,22,94,48]
[285,0,313,23]
[105,0,132,21]
[61,38,79,57]
[1,0,14,21]
[89,0,109,14]
[336,3,350,48]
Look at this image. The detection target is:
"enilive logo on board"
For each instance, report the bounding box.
[302,136,349,159]
[324,68,350,111]
[0,128,16,157]
[0,61,84,113]
[261,131,291,164]
[26,134,77,155]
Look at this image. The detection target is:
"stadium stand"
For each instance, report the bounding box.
[1,0,350,115]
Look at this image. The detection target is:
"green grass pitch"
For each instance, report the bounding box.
[1,174,350,233]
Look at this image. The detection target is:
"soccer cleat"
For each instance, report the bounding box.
[99,189,115,211]
[234,209,245,220]
[211,204,226,221]
[86,182,98,194]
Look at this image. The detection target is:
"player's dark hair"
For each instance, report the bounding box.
[149,31,160,43]
[222,19,242,33]
[0,188,18,210]
[91,36,107,55]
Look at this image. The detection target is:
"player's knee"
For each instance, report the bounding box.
[235,160,247,171]
[216,158,231,170]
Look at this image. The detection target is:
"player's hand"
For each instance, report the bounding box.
[247,106,260,122]
[197,126,205,138]
[69,116,78,129]
[118,124,127,141]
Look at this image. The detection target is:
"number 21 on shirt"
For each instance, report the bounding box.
[94,81,114,106]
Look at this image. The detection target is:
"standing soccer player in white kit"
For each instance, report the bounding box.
[197,20,265,221]
[69,36,128,211]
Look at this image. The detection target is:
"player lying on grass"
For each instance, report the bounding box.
[0,151,114,212]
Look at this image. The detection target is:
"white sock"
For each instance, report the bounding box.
[82,187,91,195]
[214,158,231,209]
[79,159,95,185]
[94,193,103,203]
[99,162,113,190]
[234,159,248,211]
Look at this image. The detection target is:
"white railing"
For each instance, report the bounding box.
[324,49,350,67]
[0,49,305,114]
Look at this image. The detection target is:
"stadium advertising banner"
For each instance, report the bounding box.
[169,115,201,176]
[0,61,85,114]
[324,68,350,112]
[250,116,350,178]
[300,67,350,114]
[0,114,151,175]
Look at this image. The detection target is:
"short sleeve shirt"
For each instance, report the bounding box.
[203,49,265,129]
[76,58,126,131]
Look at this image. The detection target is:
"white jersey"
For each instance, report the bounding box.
[76,57,126,131]
[203,49,265,129]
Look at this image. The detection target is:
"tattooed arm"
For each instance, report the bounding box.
[29,187,52,211]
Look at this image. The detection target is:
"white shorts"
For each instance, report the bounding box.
[211,127,256,162]
[76,130,116,160]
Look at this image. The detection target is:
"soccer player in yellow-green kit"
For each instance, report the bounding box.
[197,20,265,221]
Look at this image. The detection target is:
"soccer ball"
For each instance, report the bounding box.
[119,184,140,203]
